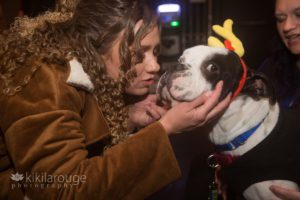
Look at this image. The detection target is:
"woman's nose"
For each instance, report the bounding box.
[283,16,297,32]
[146,58,160,73]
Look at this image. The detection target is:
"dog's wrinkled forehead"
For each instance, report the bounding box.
[180,45,230,65]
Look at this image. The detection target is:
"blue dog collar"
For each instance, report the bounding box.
[215,122,263,151]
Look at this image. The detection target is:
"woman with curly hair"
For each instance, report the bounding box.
[0,0,230,199]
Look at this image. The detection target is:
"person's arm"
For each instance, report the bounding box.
[270,185,300,200]
[0,64,180,200]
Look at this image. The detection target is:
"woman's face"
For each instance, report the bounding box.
[125,23,161,96]
[103,20,160,96]
[275,0,300,55]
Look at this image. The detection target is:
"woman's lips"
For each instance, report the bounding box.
[142,79,155,86]
[286,34,300,46]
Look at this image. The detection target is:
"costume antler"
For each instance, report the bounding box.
[207,19,247,101]
[208,19,244,57]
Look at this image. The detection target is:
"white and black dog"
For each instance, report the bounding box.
[156,45,300,200]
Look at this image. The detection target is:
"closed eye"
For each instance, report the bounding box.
[275,13,286,23]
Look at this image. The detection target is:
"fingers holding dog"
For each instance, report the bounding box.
[159,81,229,134]
[193,81,231,126]
[205,92,231,124]
[188,81,223,125]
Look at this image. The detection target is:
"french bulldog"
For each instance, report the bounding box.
[156,45,300,200]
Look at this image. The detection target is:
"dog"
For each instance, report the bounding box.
[156,45,300,200]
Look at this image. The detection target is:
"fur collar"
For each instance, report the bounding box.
[66,58,94,92]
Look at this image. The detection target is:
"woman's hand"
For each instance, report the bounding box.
[159,81,231,135]
[127,94,167,131]
[270,185,300,200]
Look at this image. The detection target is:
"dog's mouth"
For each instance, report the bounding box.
[156,70,185,107]
[156,66,201,107]
[156,71,172,106]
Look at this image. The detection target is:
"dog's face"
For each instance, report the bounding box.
[157,45,244,106]
[157,45,276,107]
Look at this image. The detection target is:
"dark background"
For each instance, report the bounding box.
[0,0,277,199]
[1,0,276,68]
[209,0,275,68]
[151,0,276,69]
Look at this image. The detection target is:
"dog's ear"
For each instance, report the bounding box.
[241,69,276,104]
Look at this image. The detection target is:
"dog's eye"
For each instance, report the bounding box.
[206,64,218,72]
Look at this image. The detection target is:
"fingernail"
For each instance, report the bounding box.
[215,81,223,90]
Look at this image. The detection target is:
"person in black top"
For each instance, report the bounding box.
[259,0,300,199]
[259,0,300,111]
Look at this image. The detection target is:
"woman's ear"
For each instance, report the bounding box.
[241,69,276,104]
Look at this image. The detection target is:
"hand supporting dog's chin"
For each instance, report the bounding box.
[156,92,179,108]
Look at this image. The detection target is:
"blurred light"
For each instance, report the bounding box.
[190,0,207,2]
[170,21,180,27]
[157,4,180,13]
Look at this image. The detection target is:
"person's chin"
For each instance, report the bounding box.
[126,87,149,96]
[290,47,300,55]
[287,40,300,55]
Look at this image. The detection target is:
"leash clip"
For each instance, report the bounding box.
[207,154,220,169]
[207,154,222,200]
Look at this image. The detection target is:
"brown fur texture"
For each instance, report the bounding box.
[0,0,158,146]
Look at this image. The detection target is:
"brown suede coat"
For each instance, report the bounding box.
[0,60,181,200]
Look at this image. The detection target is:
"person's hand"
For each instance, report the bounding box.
[127,94,167,131]
[270,185,300,200]
[159,81,231,134]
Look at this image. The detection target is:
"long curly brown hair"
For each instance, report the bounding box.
[0,0,159,146]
